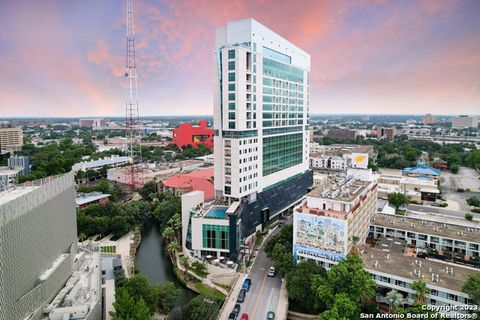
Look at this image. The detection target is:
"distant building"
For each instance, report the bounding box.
[452,115,478,129]
[172,120,214,148]
[402,165,441,182]
[377,173,439,202]
[75,192,110,209]
[361,115,370,121]
[78,118,106,128]
[72,156,132,173]
[310,154,350,171]
[422,113,437,125]
[432,158,448,170]
[160,167,214,201]
[377,127,396,140]
[8,155,30,175]
[326,129,357,141]
[0,127,23,151]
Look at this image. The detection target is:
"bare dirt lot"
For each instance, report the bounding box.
[440,167,480,191]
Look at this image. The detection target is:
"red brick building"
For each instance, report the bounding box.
[172,120,214,148]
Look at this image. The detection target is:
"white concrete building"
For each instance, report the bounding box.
[210,18,313,259]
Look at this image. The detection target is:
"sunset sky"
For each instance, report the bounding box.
[1,0,479,117]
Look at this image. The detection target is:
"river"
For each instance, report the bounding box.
[135,222,197,306]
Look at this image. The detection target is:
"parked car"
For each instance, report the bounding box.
[241,314,249,320]
[228,312,237,320]
[268,266,275,277]
[267,311,275,319]
[242,278,252,291]
[232,304,241,316]
[237,289,247,303]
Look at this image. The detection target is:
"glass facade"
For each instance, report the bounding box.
[202,224,230,250]
[263,133,303,175]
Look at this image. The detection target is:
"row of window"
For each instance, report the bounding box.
[263,133,303,176]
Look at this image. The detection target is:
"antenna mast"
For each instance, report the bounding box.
[125,0,141,188]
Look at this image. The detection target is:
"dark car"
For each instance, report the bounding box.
[232,304,241,316]
[242,278,252,291]
[237,289,247,303]
[228,312,237,320]
[267,311,275,320]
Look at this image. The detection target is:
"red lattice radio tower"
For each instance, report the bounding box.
[124,0,141,188]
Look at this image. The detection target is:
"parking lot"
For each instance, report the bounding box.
[440,167,480,191]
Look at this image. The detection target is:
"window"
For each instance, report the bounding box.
[228,61,235,70]
[228,50,235,59]
[229,112,235,120]
[228,102,235,110]
[228,93,235,101]
[228,122,235,129]
[228,83,235,91]
[228,73,235,81]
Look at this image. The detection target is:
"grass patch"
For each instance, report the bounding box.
[100,245,116,253]
[194,283,225,301]
[395,209,406,215]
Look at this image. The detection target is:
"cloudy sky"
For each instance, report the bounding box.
[1,0,479,117]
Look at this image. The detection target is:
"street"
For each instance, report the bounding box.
[219,217,291,320]
[408,203,468,219]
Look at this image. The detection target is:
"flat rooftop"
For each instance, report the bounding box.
[0,185,38,206]
[372,213,480,243]
[308,176,372,203]
[362,238,476,293]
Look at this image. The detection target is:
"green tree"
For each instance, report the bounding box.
[467,197,480,208]
[157,282,181,313]
[191,260,208,277]
[123,275,159,314]
[265,224,293,256]
[388,192,409,212]
[180,256,190,276]
[312,254,377,318]
[162,227,176,243]
[140,181,158,201]
[111,288,151,320]
[321,293,358,320]
[462,273,480,307]
[182,295,217,320]
[286,260,327,314]
[450,164,459,174]
[385,289,403,312]
[167,241,180,259]
[271,243,295,276]
[465,213,474,221]
[411,280,430,304]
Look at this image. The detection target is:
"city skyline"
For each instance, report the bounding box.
[1,0,480,117]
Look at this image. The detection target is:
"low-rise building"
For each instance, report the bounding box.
[172,120,214,148]
[160,167,214,201]
[377,127,396,140]
[432,158,448,170]
[310,154,350,171]
[72,156,133,173]
[293,168,378,266]
[403,165,441,183]
[75,192,110,209]
[326,129,357,141]
[377,173,439,202]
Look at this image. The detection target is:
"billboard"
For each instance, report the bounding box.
[351,153,369,169]
[293,212,348,262]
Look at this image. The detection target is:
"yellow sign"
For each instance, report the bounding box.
[352,153,368,168]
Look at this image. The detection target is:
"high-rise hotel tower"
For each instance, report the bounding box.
[214,19,313,238]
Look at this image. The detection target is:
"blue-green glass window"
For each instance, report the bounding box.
[229,112,236,120]
[228,50,235,59]
[202,224,230,249]
[263,87,273,95]
[228,73,235,81]
[263,96,273,103]
[298,85,304,91]
[282,82,288,88]
[228,102,235,110]
[298,100,303,105]
[253,75,256,84]
[263,133,302,175]
[253,95,256,101]
[298,93,304,98]
[263,113,273,119]
[253,54,256,63]
[228,122,235,129]
[228,83,235,91]
[263,78,273,86]
[253,42,257,52]
[253,65,256,73]
[263,104,273,111]
[263,121,273,127]
[228,61,235,70]
[253,103,256,110]
[289,92,296,97]
[263,58,304,83]
[228,93,235,101]
[298,119,303,124]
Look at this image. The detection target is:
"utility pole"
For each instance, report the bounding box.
[124,0,141,188]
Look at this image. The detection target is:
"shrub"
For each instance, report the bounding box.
[465,213,474,221]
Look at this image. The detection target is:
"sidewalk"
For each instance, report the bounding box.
[217,273,244,320]
[275,279,289,320]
